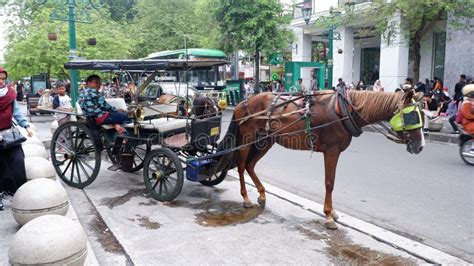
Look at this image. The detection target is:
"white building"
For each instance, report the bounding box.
[290,0,474,92]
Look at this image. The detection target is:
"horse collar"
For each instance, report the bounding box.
[335,88,363,137]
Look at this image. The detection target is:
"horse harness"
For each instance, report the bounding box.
[334,87,363,137]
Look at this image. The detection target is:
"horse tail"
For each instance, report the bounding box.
[213,114,240,172]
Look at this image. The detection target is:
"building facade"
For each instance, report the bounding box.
[290,0,474,92]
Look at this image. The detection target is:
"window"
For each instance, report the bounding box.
[432,32,446,80]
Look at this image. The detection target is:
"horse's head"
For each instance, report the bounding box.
[389,90,425,154]
[192,94,219,118]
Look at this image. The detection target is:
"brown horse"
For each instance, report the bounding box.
[217,89,425,229]
[156,93,219,118]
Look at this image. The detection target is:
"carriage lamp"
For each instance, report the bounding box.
[296,1,312,25]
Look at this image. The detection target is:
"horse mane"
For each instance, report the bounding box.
[348,90,403,122]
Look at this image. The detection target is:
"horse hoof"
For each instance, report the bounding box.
[257,197,266,208]
[332,211,339,221]
[243,201,253,208]
[325,221,338,230]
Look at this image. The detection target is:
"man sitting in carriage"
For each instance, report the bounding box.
[78,75,131,134]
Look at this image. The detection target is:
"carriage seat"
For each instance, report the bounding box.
[125,118,188,134]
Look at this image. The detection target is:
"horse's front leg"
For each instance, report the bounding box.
[323,148,341,230]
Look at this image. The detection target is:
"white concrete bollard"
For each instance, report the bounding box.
[24,135,44,146]
[9,215,87,265]
[51,119,58,135]
[11,178,68,225]
[24,157,56,181]
[22,143,48,159]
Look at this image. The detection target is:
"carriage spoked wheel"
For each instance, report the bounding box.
[143,148,183,201]
[101,133,151,173]
[460,138,474,166]
[123,142,151,173]
[50,121,101,188]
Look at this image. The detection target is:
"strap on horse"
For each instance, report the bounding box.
[265,94,282,131]
[336,87,363,137]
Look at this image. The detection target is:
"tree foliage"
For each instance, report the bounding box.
[128,0,222,58]
[3,2,134,80]
[214,0,292,54]
[214,0,293,84]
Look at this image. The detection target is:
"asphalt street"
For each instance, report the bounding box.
[221,109,473,262]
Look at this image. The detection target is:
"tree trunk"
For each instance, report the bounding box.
[254,48,260,90]
[411,37,421,83]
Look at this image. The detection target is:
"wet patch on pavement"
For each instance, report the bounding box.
[100,189,145,209]
[196,202,264,227]
[163,199,265,227]
[88,213,128,255]
[296,221,418,265]
[127,215,161,230]
[138,200,158,206]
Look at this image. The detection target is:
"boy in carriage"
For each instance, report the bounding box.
[78,75,131,134]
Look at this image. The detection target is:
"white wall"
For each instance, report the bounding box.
[379,13,409,91]
[312,0,338,13]
[292,27,312,62]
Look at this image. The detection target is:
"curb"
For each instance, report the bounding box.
[227,170,469,265]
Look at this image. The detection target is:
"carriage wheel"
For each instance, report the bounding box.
[199,170,228,186]
[143,148,183,201]
[122,142,151,173]
[460,138,474,166]
[50,121,101,188]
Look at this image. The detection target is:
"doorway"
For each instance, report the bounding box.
[360,48,380,86]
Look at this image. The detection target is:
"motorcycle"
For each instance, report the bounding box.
[459,132,474,166]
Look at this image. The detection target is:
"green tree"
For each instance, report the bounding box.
[129,0,222,58]
[3,5,134,80]
[214,0,293,85]
[341,0,474,82]
[105,0,136,22]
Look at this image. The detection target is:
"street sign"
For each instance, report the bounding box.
[269,53,283,65]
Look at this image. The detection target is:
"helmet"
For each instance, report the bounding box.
[462,84,474,97]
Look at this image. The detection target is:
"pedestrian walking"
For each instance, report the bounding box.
[16,81,24,102]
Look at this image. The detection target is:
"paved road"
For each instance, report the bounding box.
[220,109,473,262]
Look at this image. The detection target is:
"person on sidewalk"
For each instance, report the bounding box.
[0,67,34,211]
[422,92,441,134]
[78,74,131,134]
[373,80,384,92]
[53,82,73,126]
[454,74,467,103]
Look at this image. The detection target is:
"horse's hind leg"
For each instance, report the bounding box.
[245,142,273,208]
[323,148,341,230]
[238,146,253,208]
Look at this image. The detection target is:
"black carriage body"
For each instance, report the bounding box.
[189,115,221,150]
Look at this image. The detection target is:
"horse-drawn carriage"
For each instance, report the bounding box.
[50,59,229,201]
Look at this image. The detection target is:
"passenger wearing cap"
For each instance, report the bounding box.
[0,67,33,211]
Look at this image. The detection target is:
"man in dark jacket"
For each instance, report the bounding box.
[454,74,467,103]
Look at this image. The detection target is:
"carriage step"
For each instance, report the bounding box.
[107,164,122,171]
